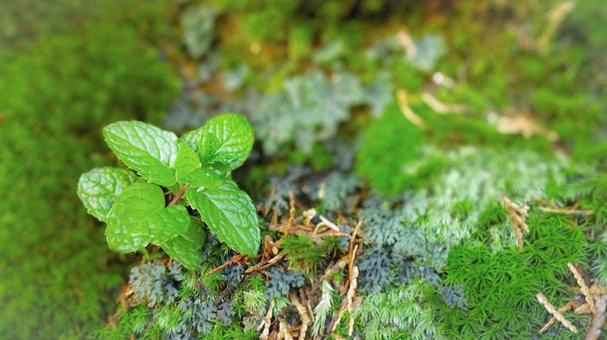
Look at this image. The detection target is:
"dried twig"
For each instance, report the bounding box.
[421,92,467,114]
[330,266,359,335]
[539,206,593,216]
[397,89,425,127]
[539,300,576,333]
[536,293,578,334]
[284,192,297,235]
[347,269,360,336]
[258,299,275,340]
[592,286,607,296]
[537,1,576,55]
[117,283,134,308]
[574,303,593,315]
[575,285,607,296]
[539,263,607,337]
[496,113,558,142]
[568,262,596,315]
[245,250,286,274]
[317,182,326,200]
[208,254,248,275]
[330,219,362,336]
[502,196,529,247]
[279,318,292,340]
[320,256,349,282]
[586,296,607,340]
[396,29,417,58]
[316,215,341,233]
[349,220,362,255]
[290,292,312,339]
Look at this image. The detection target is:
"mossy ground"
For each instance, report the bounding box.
[1,0,606,338]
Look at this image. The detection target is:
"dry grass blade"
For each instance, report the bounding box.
[290,292,312,339]
[496,112,558,141]
[279,318,292,340]
[208,254,248,275]
[537,1,576,54]
[539,300,576,333]
[397,89,425,127]
[258,299,275,340]
[536,293,578,334]
[396,29,417,58]
[330,266,359,335]
[586,296,607,340]
[539,206,593,216]
[245,250,286,274]
[421,92,467,114]
[502,196,529,247]
[568,262,596,315]
[574,303,593,315]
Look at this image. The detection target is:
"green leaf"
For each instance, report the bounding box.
[180,128,203,153]
[150,205,191,244]
[175,141,202,181]
[186,181,260,256]
[77,167,137,222]
[106,183,189,253]
[175,141,228,188]
[186,168,228,188]
[198,113,254,170]
[103,121,178,186]
[160,218,206,270]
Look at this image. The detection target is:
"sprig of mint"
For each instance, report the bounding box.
[77,113,260,270]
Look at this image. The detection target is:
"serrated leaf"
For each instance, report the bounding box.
[185,168,228,188]
[160,218,206,270]
[175,141,202,181]
[77,167,137,222]
[175,141,228,188]
[198,113,254,170]
[150,205,191,244]
[106,183,189,253]
[180,128,203,153]
[103,121,178,186]
[186,181,260,256]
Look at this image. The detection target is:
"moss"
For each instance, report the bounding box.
[355,102,424,196]
[280,235,333,275]
[442,212,588,338]
[0,1,179,337]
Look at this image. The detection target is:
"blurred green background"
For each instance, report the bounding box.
[0,1,180,337]
[0,0,605,338]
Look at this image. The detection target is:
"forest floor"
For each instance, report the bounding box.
[1,1,606,339]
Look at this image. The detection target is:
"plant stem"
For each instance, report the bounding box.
[168,184,189,206]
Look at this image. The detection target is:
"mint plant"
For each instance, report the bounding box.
[77,113,260,270]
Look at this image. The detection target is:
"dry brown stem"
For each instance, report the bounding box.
[397,89,425,127]
[536,293,578,334]
[245,250,286,274]
[568,262,596,315]
[209,254,248,275]
[574,303,593,315]
[279,318,292,340]
[421,92,467,114]
[496,113,558,141]
[396,30,417,58]
[586,295,607,340]
[539,300,576,333]
[259,299,275,340]
[537,1,576,55]
[539,206,593,216]
[290,292,312,339]
[502,196,529,247]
